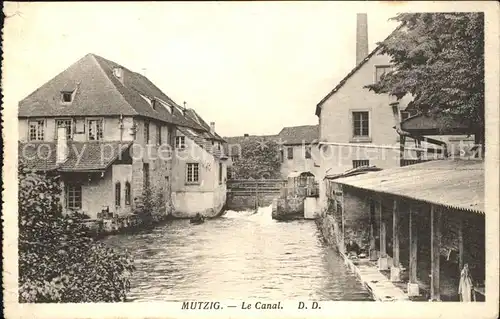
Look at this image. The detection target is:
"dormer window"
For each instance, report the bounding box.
[113,67,123,79]
[61,91,74,103]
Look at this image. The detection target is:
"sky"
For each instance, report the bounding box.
[3,2,403,137]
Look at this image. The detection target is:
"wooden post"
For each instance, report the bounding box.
[255,182,258,211]
[391,199,401,281]
[341,190,345,252]
[458,217,464,271]
[430,204,441,301]
[400,135,406,166]
[369,223,376,258]
[416,139,422,160]
[378,198,388,270]
[407,204,419,296]
[369,198,377,261]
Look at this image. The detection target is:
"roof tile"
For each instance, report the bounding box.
[333,159,484,214]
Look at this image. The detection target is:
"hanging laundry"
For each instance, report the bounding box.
[458,264,475,302]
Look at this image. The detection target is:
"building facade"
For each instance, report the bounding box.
[18,53,226,220]
[314,14,474,211]
[276,125,320,179]
[171,111,228,218]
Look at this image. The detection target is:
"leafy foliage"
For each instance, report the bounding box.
[230,138,282,179]
[365,13,484,142]
[18,162,135,302]
[134,185,167,224]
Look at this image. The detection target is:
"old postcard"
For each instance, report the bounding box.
[2,1,499,319]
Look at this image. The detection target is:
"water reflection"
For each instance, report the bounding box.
[103,206,372,301]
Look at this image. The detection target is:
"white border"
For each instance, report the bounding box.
[2,1,499,319]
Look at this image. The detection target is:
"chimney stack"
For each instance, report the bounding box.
[356,13,369,65]
[56,127,69,164]
[210,122,215,135]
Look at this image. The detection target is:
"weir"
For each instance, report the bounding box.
[226,179,285,211]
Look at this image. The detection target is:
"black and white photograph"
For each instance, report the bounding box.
[2,1,499,319]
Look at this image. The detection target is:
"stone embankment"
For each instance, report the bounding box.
[78,213,171,238]
[316,214,409,301]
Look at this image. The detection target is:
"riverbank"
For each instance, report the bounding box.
[316,214,409,302]
[78,214,174,238]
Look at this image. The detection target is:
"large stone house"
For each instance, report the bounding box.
[171,108,228,217]
[314,14,474,210]
[18,53,227,219]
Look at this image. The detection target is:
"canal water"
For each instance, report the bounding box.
[103,206,372,301]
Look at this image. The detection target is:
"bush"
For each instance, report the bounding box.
[18,162,135,302]
[231,139,282,179]
[134,185,167,223]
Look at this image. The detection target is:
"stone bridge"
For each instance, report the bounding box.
[226,179,286,211]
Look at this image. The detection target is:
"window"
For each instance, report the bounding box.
[305,146,312,159]
[56,119,73,140]
[143,163,150,189]
[61,91,73,103]
[115,182,121,207]
[375,65,392,83]
[175,136,186,149]
[125,181,131,205]
[352,111,369,137]
[353,160,370,168]
[287,147,294,160]
[157,124,162,145]
[186,163,199,183]
[87,119,103,140]
[28,120,45,141]
[144,120,150,144]
[66,184,82,210]
[231,155,239,162]
[219,163,223,184]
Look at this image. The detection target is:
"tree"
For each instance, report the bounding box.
[365,13,484,146]
[230,138,282,179]
[18,162,135,302]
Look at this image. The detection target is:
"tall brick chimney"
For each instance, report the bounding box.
[356,13,369,65]
[210,122,215,135]
[56,127,69,164]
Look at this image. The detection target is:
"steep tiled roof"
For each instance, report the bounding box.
[19,142,57,171]
[315,24,404,116]
[18,141,132,172]
[334,159,484,214]
[277,125,319,145]
[58,141,133,172]
[183,108,225,142]
[178,127,225,159]
[18,53,203,131]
